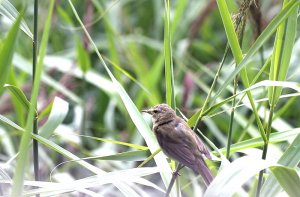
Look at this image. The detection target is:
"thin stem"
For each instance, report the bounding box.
[256,106,274,196]
[80,74,87,146]
[259,47,265,65]
[219,3,249,157]
[256,142,268,197]
[226,106,235,158]
[193,43,229,133]
[32,0,40,195]
[165,163,184,197]
[194,4,247,132]
[226,18,245,158]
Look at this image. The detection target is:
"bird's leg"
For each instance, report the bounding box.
[172,163,185,176]
[165,163,185,197]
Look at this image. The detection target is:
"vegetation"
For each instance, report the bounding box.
[0,0,300,196]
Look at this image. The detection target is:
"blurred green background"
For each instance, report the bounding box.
[1,0,300,196]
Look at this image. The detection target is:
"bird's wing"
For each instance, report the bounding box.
[156,120,199,169]
[177,119,212,160]
[194,133,212,159]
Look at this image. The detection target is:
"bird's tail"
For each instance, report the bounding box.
[197,157,214,186]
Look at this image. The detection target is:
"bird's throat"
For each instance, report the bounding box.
[153,118,174,131]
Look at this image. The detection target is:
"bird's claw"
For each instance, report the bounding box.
[173,171,181,177]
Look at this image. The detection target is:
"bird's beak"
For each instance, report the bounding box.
[142,108,152,114]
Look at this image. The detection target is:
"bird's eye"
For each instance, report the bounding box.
[153,109,159,113]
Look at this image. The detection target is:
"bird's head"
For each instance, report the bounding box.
[142,104,176,124]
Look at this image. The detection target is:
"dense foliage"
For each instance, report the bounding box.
[0,0,300,196]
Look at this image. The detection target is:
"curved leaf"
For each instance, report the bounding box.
[0,12,22,93]
[270,166,300,197]
[204,156,295,197]
[4,84,31,112]
[39,97,69,138]
[261,134,300,196]
[0,0,32,38]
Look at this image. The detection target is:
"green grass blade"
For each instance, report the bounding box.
[0,0,33,38]
[5,121,141,197]
[13,54,87,104]
[0,13,22,94]
[68,0,173,196]
[212,0,300,103]
[56,133,149,151]
[76,37,91,73]
[11,1,55,195]
[216,0,242,62]
[92,149,150,161]
[220,128,300,155]
[171,0,188,39]
[39,97,69,138]
[22,167,163,196]
[0,114,24,131]
[216,0,266,142]
[269,1,298,106]
[189,80,300,126]
[204,156,286,197]
[270,166,300,197]
[164,0,175,108]
[4,84,31,111]
[91,0,121,71]
[261,133,300,196]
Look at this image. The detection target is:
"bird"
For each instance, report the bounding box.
[142,103,214,186]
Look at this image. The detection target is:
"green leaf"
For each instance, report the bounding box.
[13,54,82,104]
[76,37,91,73]
[261,133,300,196]
[0,0,33,38]
[91,0,121,71]
[4,84,31,112]
[74,135,148,150]
[12,1,55,194]
[56,5,74,25]
[22,167,163,196]
[269,1,298,106]
[211,0,300,104]
[220,128,300,155]
[204,156,277,197]
[93,150,150,161]
[1,117,142,197]
[68,0,173,196]
[270,166,300,197]
[216,0,266,142]
[39,97,69,139]
[188,80,300,126]
[164,0,175,108]
[0,12,22,93]
[0,114,24,131]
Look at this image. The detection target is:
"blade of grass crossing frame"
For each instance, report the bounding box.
[164,1,179,196]
[211,0,300,104]
[204,156,299,197]
[171,0,188,39]
[261,134,300,197]
[4,84,31,111]
[270,167,300,197]
[12,1,55,195]
[39,97,69,139]
[0,12,22,94]
[164,0,175,109]
[258,2,298,195]
[68,1,175,196]
[0,0,33,38]
[268,0,298,107]
[216,0,266,143]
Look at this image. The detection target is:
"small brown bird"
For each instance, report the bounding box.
[142,103,214,186]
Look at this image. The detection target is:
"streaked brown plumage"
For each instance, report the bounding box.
[143,104,213,186]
